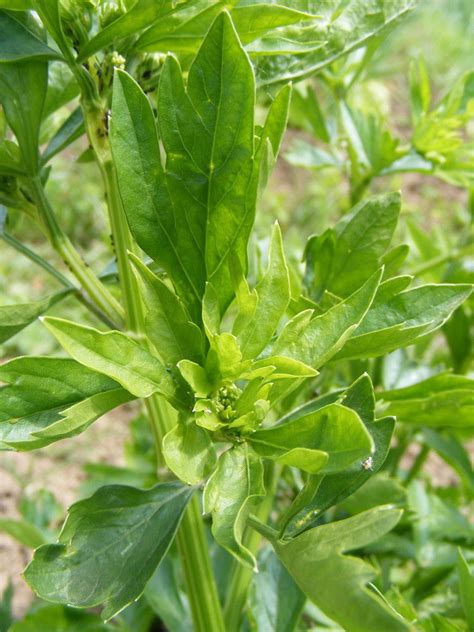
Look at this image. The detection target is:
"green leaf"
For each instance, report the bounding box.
[136,0,234,54]
[203,445,264,569]
[130,254,204,365]
[0,518,45,548]
[0,10,60,62]
[42,317,190,408]
[378,373,474,429]
[42,107,84,164]
[137,2,315,54]
[275,506,408,632]
[0,59,48,174]
[238,223,290,360]
[334,284,473,361]
[144,557,192,632]
[248,548,305,632]
[305,193,400,299]
[163,417,216,485]
[24,482,193,621]
[457,549,474,629]
[8,605,111,632]
[0,290,70,344]
[274,269,382,368]
[112,12,263,319]
[249,402,373,474]
[0,356,134,450]
[283,375,395,536]
[254,0,416,86]
[77,0,169,62]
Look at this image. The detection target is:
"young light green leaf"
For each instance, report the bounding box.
[249,403,373,474]
[203,445,265,569]
[163,417,216,485]
[42,317,190,408]
[130,254,204,365]
[25,482,194,622]
[275,506,408,632]
[239,223,290,360]
[0,10,60,62]
[334,284,473,361]
[0,290,70,344]
[0,356,134,450]
[274,269,382,368]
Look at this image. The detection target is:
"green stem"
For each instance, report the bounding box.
[410,247,472,277]
[28,176,124,326]
[247,514,278,541]
[405,444,430,484]
[83,103,225,632]
[176,496,226,632]
[1,231,117,328]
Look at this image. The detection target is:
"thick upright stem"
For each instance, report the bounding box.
[84,104,225,632]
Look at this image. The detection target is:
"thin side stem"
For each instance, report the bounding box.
[405,444,430,484]
[1,231,116,328]
[28,176,124,326]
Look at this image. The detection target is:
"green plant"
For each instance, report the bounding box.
[0,2,473,631]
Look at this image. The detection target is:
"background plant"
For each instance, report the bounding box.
[0,1,473,631]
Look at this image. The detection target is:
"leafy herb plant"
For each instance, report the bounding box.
[0,2,472,631]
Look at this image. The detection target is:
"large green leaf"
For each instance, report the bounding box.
[304,192,400,299]
[274,269,382,368]
[334,284,473,361]
[0,59,48,174]
[254,0,416,86]
[130,254,204,365]
[42,317,190,408]
[275,506,408,632]
[282,374,395,536]
[0,10,60,62]
[203,444,264,569]
[112,13,288,320]
[136,2,314,55]
[248,548,305,632]
[0,356,134,450]
[24,482,193,621]
[249,402,373,474]
[238,222,290,360]
[378,373,474,429]
[0,290,70,344]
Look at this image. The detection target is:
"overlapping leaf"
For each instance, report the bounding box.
[25,482,193,621]
[0,356,134,450]
[275,506,409,632]
[42,317,190,409]
[111,12,289,321]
